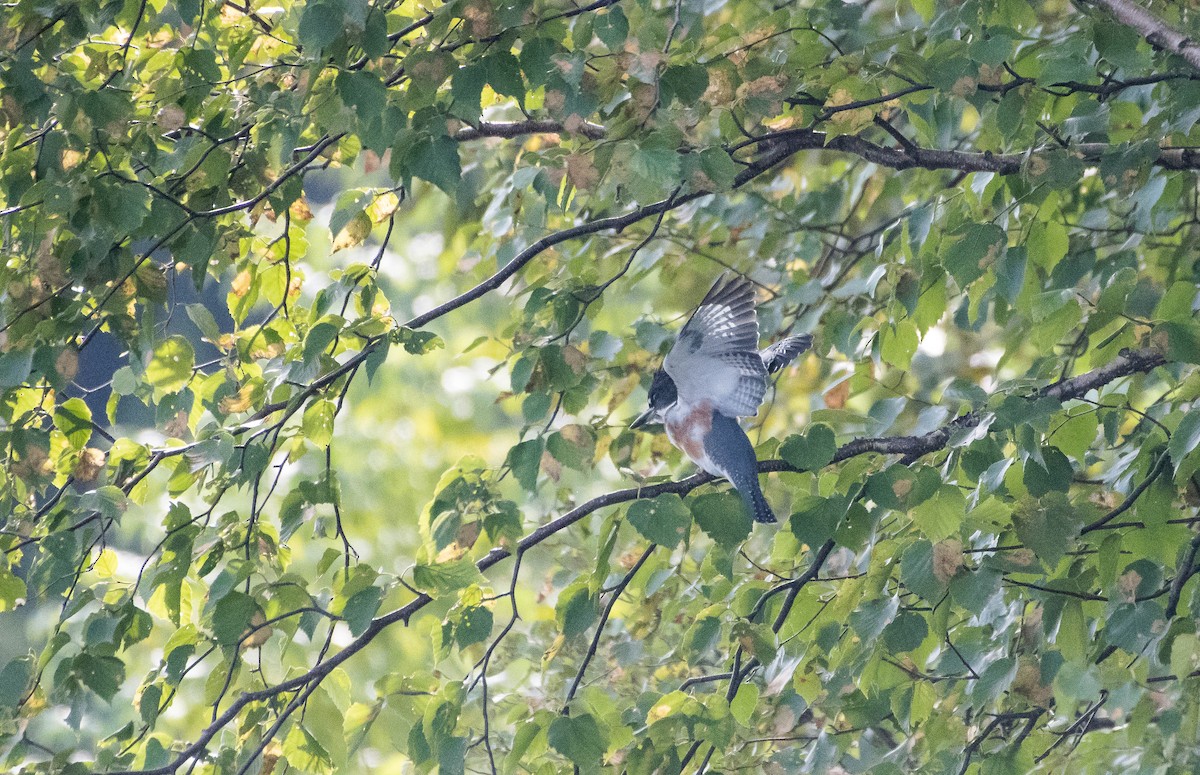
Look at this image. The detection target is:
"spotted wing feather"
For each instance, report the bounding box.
[664,274,767,417]
[760,334,813,374]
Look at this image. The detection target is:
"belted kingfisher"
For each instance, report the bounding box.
[631,274,811,523]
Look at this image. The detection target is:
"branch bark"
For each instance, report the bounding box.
[456,117,1200,172]
[404,132,800,329]
[1086,0,1200,73]
[454,119,607,141]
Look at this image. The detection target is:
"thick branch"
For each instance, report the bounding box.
[454,119,607,141]
[810,347,1168,465]
[772,130,1200,173]
[454,116,1200,172]
[404,133,800,329]
[1086,0,1200,73]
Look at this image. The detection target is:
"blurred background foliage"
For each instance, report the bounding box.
[1,0,1200,771]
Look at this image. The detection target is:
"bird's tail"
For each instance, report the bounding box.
[738,481,777,524]
[761,334,813,374]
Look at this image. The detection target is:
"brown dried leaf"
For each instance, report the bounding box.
[55,349,79,382]
[219,384,255,414]
[541,450,562,482]
[824,379,850,409]
[240,608,272,649]
[289,196,314,222]
[73,448,107,483]
[231,269,252,298]
[933,538,964,584]
[1117,569,1142,603]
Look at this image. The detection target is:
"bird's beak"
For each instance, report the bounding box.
[630,407,658,430]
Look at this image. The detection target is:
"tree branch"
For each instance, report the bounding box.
[1166,530,1200,619]
[404,133,801,329]
[454,119,607,141]
[447,116,1200,175]
[564,545,655,706]
[1085,0,1200,73]
[121,345,1169,773]
[103,361,1170,771]
[808,347,1168,467]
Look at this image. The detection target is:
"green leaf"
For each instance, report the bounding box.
[943,223,1005,287]
[212,591,257,646]
[548,714,608,771]
[413,559,485,595]
[453,605,494,648]
[145,336,195,394]
[593,7,628,50]
[1169,407,1200,469]
[556,581,597,638]
[1092,19,1149,71]
[298,1,343,49]
[1053,411,1099,462]
[405,51,456,97]
[409,136,461,196]
[139,682,162,726]
[485,52,525,102]
[336,70,387,120]
[912,486,965,542]
[779,424,836,471]
[1155,321,1200,364]
[0,350,33,388]
[302,399,336,447]
[102,181,152,234]
[691,492,752,550]
[849,596,898,640]
[1053,661,1102,703]
[54,397,92,450]
[682,615,722,658]
[1027,220,1069,269]
[1023,446,1073,496]
[789,494,850,548]
[506,438,544,492]
[395,327,445,355]
[450,63,486,122]
[883,611,928,653]
[0,569,28,612]
[1104,602,1161,653]
[1012,493,1079,566]
[520,38,561,87]
[730,683,758,725]
[880,320,919,369]
[866,465,940,510]
[698,148,740,190]
[186,303,222,343]
[661,65,709,105]
[303,321,341,364]
[72,653,125,701]
[732,621,777,663]
[971,656,1017,709]
[900,540,946,603]
[626,494,693,547]
[546,425,595,470]
[0,657,33,710]
[342,586,382,636]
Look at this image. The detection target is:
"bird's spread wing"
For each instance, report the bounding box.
[664,274,766,417]
[760,334,813,374]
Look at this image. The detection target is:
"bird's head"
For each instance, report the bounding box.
[630,370,678,430]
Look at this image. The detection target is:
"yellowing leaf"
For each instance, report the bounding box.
[332,211,372,252]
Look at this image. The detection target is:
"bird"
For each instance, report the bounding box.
[631,273,811,523]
